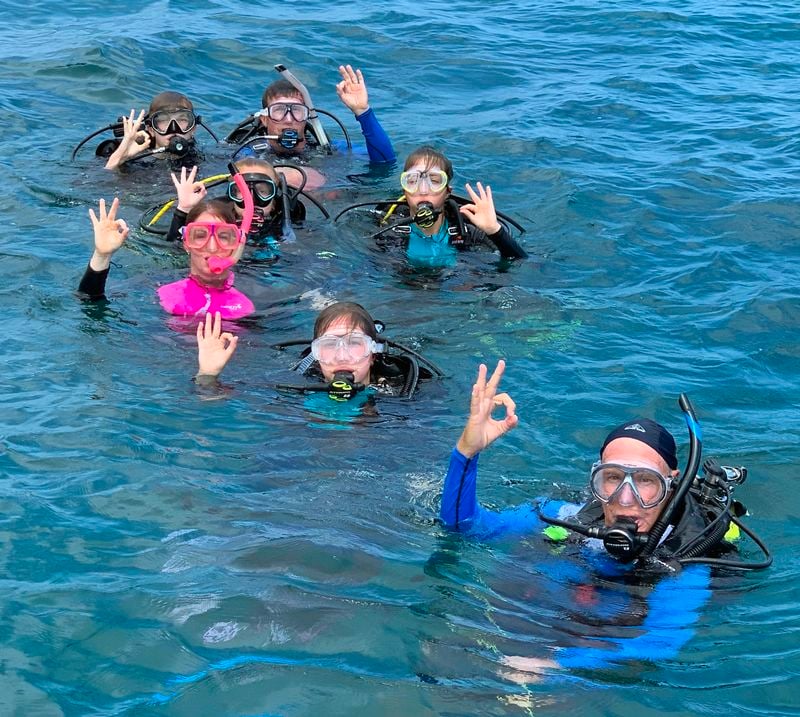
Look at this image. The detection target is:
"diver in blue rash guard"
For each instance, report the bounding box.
[229,64,396,189]
[440,360,770,675]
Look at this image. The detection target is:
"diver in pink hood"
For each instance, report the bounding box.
[78,173,256,320]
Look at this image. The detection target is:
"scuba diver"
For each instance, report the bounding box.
[335,146,527,267]
[195,301,443,399]
[228,64,395,187]
[71,91,218,170]
[138,157,326,251]
[441,360,771,675]
[78,169,257,320]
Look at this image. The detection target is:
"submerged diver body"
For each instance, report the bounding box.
[73,91,212,171]
[78,175,256,321]
[230,65,396,188]
[440,360,770,674]
[196,301,442,399]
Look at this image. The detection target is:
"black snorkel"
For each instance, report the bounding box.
[275,371,366,402]
[277,174,297,242]
[639,393,702,560]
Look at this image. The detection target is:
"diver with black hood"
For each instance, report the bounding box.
[438,359,771,675]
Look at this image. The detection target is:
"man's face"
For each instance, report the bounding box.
[259,94,307,153]
[598,438,678,533]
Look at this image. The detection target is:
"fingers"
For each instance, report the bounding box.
[222,334,238,356]
[116,219,129,239]
[107,196,120,222]
[493,391,516,417]
[211,310,222,338]
[485,359,506,397]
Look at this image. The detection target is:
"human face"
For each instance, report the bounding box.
[403,159,450,230]
[228,167,277,223]
[599,438,678,533]
[187,211,243,284]
[148,107,197,149]
[314,316,375,385]
[259,94,307,153]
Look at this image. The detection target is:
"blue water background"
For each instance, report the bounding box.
[1,0,798,714]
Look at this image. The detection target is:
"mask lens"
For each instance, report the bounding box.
[400,169,448,195]
[590,464,668,508]
[183,223,240,251]
[184,224,210,249]
[268,102,309,122]
[227,181,244,203]
[311,333,374,365]
[151,109,196,135]
[215,226,240,248]
[252,180,276,202]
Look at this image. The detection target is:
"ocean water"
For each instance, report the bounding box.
[1,0,798,714]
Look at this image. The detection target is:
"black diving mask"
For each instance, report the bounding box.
[227,173,277,208]
[150,108,197,136]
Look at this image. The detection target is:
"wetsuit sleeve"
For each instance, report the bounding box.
[441,448,544,538]
[165,208,188,243]
[355,107,396,164]
[464,223,527,260]
[77,263,110,300]
[556,564,712,670]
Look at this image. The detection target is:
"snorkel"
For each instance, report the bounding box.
[274,64,331,151]
[206,167,253,275]
[639,393,702,559]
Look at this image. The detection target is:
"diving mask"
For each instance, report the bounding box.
[150,108,197,136]
[590,462,672,509]
[311,332,379,365]
[400,169,448,195]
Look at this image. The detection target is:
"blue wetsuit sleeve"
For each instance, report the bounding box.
[355,107,396,164]
[440,448,544,538]
[556,564,712,669]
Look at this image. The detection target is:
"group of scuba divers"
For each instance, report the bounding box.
[74,63,771,677]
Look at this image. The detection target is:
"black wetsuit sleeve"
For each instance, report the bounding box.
[465,222,527,260]
[165,208,189,243]
[78,263,110,300]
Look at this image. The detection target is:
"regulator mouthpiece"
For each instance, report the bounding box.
[414,202,439,229]
[279,128,299,149]
[167,135,193,157]
[327,371,363,402]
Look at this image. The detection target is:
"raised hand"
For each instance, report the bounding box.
[197,311,238,377]
[459,182,502,236]
[335,64,370,117]
[171,165,207,212]
[105,109,149,170]
[456,360,518,458]
[88,197,129,266]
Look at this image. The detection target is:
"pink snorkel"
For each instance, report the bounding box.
[207,167,254,274]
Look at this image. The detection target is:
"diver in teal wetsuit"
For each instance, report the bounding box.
[194,302,441,402]
[440,360,770,676]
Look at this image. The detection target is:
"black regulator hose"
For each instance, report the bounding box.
[641,393,702,559]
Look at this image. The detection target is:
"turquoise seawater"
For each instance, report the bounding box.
[1,0,799,714]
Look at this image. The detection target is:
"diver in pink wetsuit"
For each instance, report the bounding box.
[78,173,256,320]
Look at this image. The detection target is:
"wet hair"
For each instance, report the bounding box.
[261,79,304,109]
[233,157,278,180]
[185,198,237,225]
[149,91,194,113]
[403,145,454,182]
[313,302,378,341]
